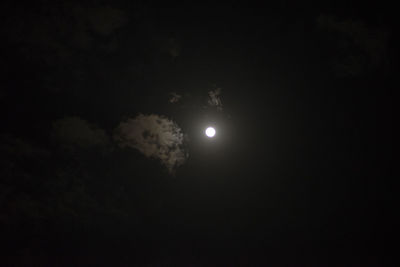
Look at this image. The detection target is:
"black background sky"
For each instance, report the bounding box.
[0,0,396,266]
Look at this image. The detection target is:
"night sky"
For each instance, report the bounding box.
[0,1,395,266]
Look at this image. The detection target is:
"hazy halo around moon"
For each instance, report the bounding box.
[205,127,216,138]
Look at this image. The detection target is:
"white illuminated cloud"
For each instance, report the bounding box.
[114,114,187,174]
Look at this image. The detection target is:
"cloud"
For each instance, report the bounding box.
[87,6,128,35]
[113,114,187,174]
[208,87,223,110]
[0,134,51,158]
[51,117,109,152]
[317,14,389,76]
[166,37,181,61]
[4,3,128,64]
[168,92,182,103]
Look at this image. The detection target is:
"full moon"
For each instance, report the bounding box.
[205,127,216,138]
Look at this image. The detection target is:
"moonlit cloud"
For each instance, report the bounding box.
[169,92,182,103]
[208,87,223,110]
[114,114,187,174]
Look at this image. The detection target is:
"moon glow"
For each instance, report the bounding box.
[205,127,216,138]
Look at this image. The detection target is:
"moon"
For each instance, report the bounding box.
[205,127,216,138]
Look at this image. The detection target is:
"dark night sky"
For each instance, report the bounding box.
[0,1,395,266]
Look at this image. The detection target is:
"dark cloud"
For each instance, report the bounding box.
[87,6,128,36]
[114,114,187,174]
[0,134,50,189]
[51,117,109,152]
[0,133,125,229]
[0,135,52,225]
[317,14,389,76]
[0,134,51,159]
[3,3,128,62]
[165,37,181,61]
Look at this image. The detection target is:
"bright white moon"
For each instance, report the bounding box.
[205,127,216,138]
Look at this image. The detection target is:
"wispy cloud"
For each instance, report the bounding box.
[208,87,223,111]
[168,92,182,103]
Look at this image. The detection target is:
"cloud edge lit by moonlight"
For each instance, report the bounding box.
[114,114,188,174]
